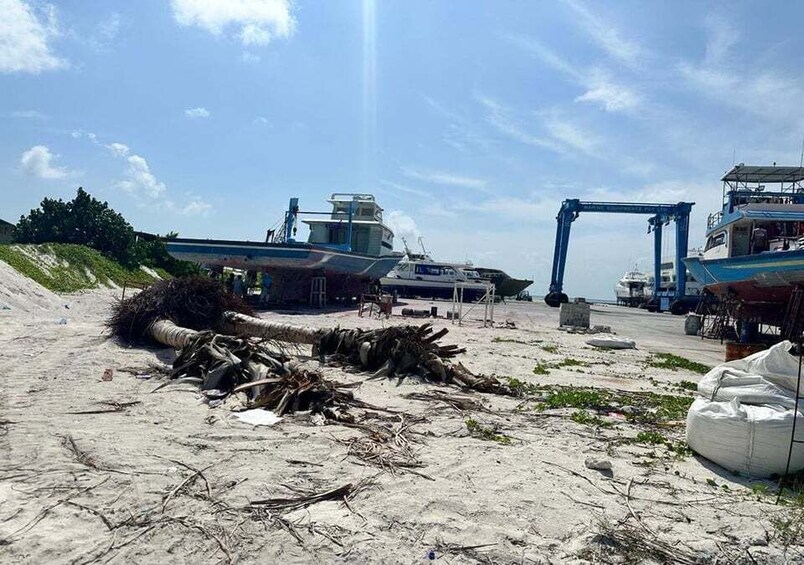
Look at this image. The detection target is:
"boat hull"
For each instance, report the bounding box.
[166,238,402,279]
[683,250,804,318]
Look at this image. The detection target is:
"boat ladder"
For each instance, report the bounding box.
[310,277,327,308]
[781,286,804,341]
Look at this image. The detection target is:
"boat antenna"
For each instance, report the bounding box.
[799,136,804,168]
[401,236,412,256]
[418,236,429,257]
[732,148,736,166]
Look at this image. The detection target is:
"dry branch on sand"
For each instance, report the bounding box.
[107,276,252,343]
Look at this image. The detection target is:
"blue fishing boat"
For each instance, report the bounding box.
[683,165,804,320]
[166,194,403,302]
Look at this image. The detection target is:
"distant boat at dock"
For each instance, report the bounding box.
[380,248,490,301]
[614,267,649,306]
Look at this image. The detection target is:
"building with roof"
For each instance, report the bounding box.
[0,219,16,244]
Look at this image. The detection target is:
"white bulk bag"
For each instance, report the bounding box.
[585,336,636,349]
[686,397,804,478]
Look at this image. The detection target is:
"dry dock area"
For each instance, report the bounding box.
[1,291,800,564]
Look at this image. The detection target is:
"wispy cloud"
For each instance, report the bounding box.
[19,145,71,179]
[508,35,639,114]
[544,118,599,157]
[506,35,583,81]
[475,94,561,151]
[563,0,641,66]
[422,95,493,153]
[379,180,430,198]
[575,71,640,112]
[184,107,210,119]
[171,0,295,47]
[0,0,66,73]
[10,109,47,120]
[677,16,804,129]
[401,166,487,191]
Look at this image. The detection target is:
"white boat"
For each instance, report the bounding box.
[380,242,491,301]
[645,257,704,298]
[614,268,649,306]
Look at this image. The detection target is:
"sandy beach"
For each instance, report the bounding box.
[0,284,800,564]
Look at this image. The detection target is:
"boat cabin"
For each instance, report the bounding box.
[703,165,804,261]
[303,193,395,257]
[389,260,479,283]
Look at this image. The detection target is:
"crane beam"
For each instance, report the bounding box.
[545,199,694,309]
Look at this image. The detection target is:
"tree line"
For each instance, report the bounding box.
[13,187,197,277]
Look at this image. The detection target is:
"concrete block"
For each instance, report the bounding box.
[559,302,590,328]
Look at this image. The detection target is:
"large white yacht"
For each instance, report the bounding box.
[614,268,650,306]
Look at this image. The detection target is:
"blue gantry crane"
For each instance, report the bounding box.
[544,199,695,313]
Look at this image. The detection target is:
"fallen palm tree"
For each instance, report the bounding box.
[224,311,512,394]
[109,276,513,398]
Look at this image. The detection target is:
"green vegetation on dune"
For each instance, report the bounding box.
[0,243,157,293]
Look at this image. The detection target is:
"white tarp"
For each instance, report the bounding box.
[686,340,804,478]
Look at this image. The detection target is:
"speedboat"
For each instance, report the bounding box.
[683,164,804,323]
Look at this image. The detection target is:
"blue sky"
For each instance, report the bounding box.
[3,0,804,298]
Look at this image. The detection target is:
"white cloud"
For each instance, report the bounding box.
[182,199,214,216]
[19,145,70,179]
[564,0,641,66]
[401,166,487,191]
[119,155,167,198]
[386,210,420,244]
[253,115,270,125]
[0,0,66,73]
[184,107,210,119]
[241,51,261,63]
[107,142,130,157]
[107,141,214,215]
[96,13,121,44]
[575,73,640,112]
[70,129,99,144]
[171,0,294,46]
[10,109,46,119]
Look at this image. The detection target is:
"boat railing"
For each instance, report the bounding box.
[707,211,723,229]
[329,193,376,203]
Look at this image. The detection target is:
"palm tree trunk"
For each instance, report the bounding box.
[148,319,200,348]
[222,311,323,345]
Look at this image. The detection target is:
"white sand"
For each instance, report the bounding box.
[0,288,798,563]
[0,260,70,315]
